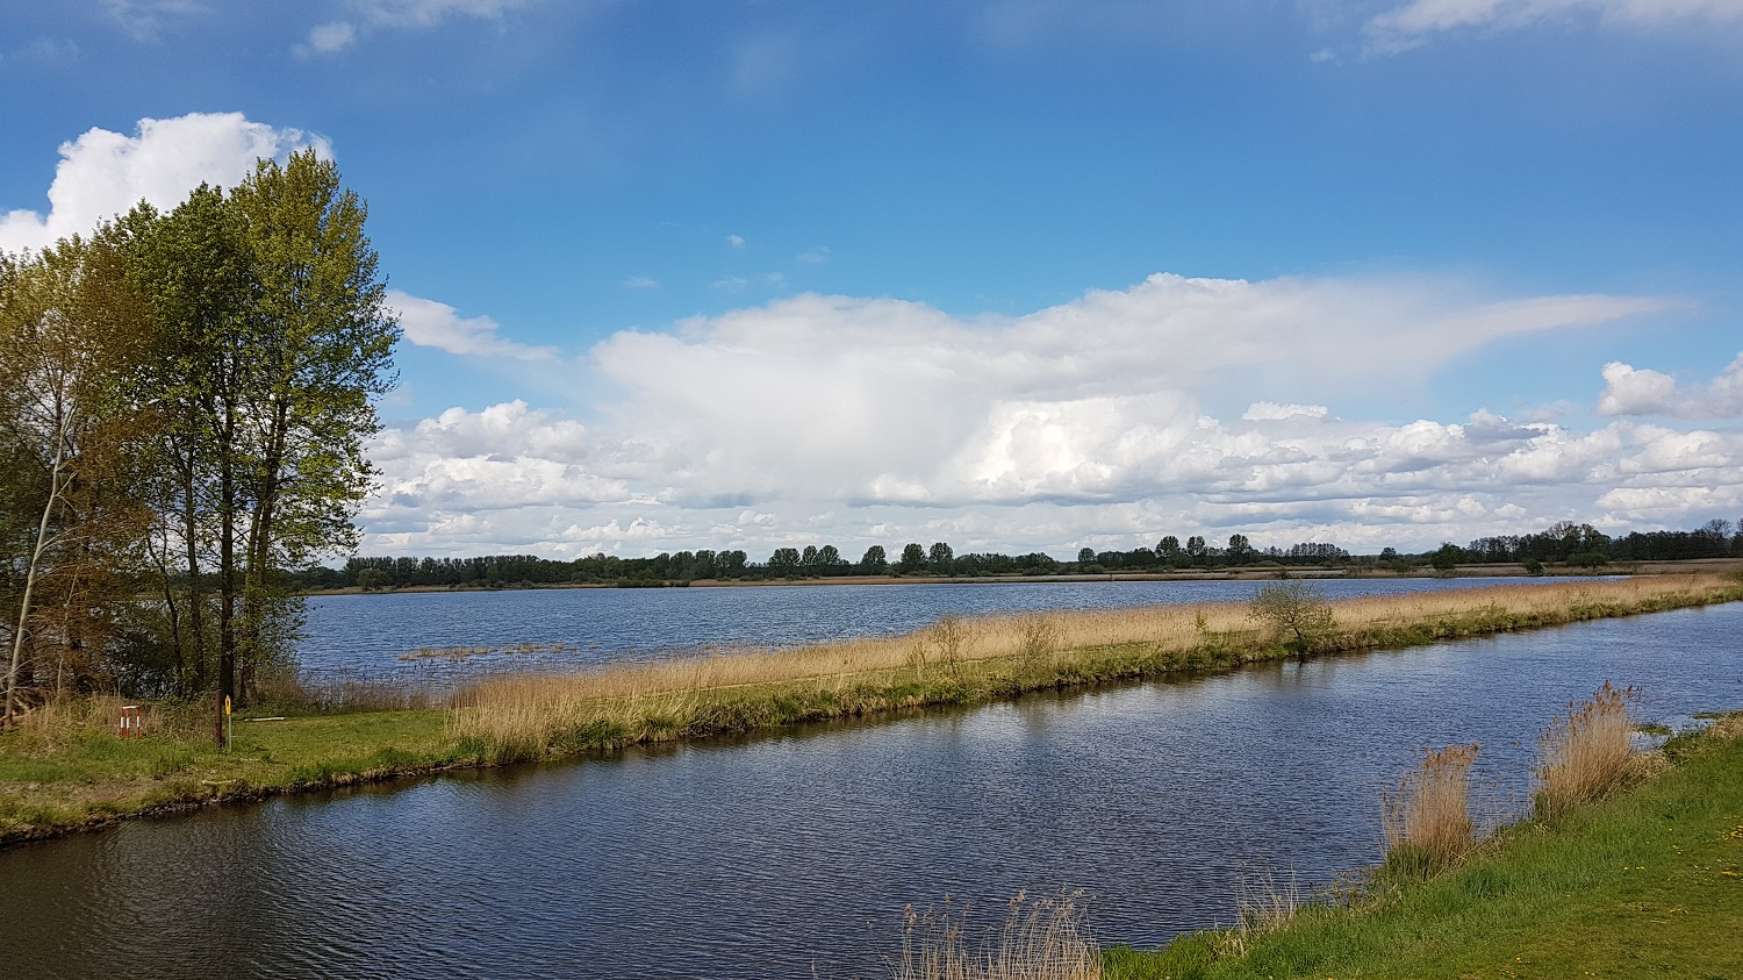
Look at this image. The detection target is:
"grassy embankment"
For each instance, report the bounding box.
[3,574,1740,844]
[1103,714,1743,979]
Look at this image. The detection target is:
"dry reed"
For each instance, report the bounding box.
[1382,743,1480,873]
[891,890,1101,980]
[448,575,1733,760]
[1535,681,1637,818]
[1212,870,1303,958]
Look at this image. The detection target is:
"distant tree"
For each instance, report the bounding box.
[1077,547,1096,565]
[1227,534,1251,561]
[898,543,926,573]
[1186,536,1207,558]
[800,545,820,568]
[817,544,842,568]
[1431,543,1462,573]
[1523,557,1545,576]
[928,542,954,570]
[769,547,801,573]
[1379,547,1398,560]
[1157,536,1180,558]
[859,545,887,573]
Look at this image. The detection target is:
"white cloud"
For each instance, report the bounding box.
[0,113,329,256]
[726,233,746,249]
[101,0,206,41]
[350,272,1743,558]
[295,21,359,57]
[295,0,535,56]
[2,37,82,65]
[1365,0,1743,54]
[712,275,750,291]
[623,275,660,290]
[388,290,557,360]
[1598,354,1743,418]
[797,246,832,264]
[1243,402,1331,422]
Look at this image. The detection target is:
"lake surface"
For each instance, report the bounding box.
[299,575,1601,686]
[4,602,1739,979]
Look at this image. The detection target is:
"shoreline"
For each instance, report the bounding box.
[296,557,1743,597]
[4,575,1741,848]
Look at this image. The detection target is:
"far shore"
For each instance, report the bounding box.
[297,556,1743,597]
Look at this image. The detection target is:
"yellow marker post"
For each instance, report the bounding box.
[223,695,232,753]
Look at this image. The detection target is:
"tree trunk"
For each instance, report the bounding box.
[182,455,205,694]
[5,408,70,726]
[240,401,287,705]
[216,404,236,746]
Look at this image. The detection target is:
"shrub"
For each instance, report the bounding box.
[1015,613,1059,670]
[926,616,974,677]
[1248,582,1336,654]
[1522,557,1545,576]
[1382,743,1480,875]
[1535,681,1636,818]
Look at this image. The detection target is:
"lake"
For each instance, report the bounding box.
[299,575,1603,686]
[3,601,1737,978]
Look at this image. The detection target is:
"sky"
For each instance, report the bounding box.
[2,0,1741,560]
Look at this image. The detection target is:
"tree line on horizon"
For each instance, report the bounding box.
[299,519,1743,591]
[1,152,398,731]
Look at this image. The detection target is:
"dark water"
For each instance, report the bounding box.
[3,602,1739,979]
[300,575,1601,686]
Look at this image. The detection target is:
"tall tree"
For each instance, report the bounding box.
[0,233,152,723]
[228,151,399,704]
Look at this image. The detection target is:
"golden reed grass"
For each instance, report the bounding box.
[449,575,1735,758]
[1535,681,1637,818]
[1382,743,1480,872]
[892,890,1101,980]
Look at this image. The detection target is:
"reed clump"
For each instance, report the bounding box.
[892,890,1101,980]
[1535,681,1637,819]
[1382,743,1480,875]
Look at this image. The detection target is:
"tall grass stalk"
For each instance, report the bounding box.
[891,890,1101,980]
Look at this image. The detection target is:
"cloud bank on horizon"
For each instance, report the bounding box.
[3,110,1739,561]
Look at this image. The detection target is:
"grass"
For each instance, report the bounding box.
[3,574,1741,843]
[1104,715,1743,979]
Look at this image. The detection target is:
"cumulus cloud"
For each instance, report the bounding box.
[1598,354,1743,418]
[1365,0,1743,54]
[388,290,558,360]
[346,272,1743,558]
[0,112,328,256]
[726,233,746,249]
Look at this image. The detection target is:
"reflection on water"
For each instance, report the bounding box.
[300,575,1602,686]
[3,603,1738,979]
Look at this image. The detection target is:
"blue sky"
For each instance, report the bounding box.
[3,1,1741,557]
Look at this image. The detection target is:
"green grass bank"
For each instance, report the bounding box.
[1106,718,1743,979]
[3,576,1740,846]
